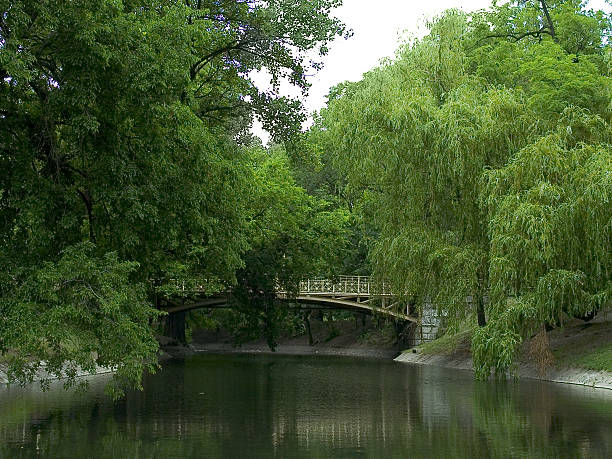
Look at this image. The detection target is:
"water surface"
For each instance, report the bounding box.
[1,353,611,458]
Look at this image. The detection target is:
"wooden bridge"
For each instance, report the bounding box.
[162,276,417,322]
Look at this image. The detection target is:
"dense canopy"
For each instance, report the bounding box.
[0,0,348,393]
[314,0,611,376]
[1,0,610,390]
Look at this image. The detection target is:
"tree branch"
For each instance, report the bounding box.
[477,26,552,44]
[76,188,96,243]
[190,41,250,80]
[539,0,557,42]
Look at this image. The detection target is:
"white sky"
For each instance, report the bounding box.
[252,0,611,143]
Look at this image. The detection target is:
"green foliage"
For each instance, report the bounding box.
[475,108,612,377]
[0,243,159,396]
[315,1,612,377]
[293,124,374,275]
[0,0,346,391]
[320,11,537,321]
[418,323,475,356]
[228,147,350,349]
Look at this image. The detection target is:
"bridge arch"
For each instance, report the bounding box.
[160,276,422,343]
[162,276,417,322]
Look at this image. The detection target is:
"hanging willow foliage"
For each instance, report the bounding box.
[474,109,612,377]
[316,2,611,376]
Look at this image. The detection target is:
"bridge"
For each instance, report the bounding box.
[161,276,417,322]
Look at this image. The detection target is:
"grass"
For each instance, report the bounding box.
[401,313,612,375]
[555,342,612,372]
[548,318,612,372]
[414,324,475,356]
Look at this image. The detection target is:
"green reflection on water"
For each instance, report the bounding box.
[1,354,611,458]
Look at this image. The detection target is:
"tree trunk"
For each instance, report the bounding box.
[304,310,313,346]
[477,295,486,327]
[165,311,186,344]
[539,0,557,42]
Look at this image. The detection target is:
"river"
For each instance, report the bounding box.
[1,353,611,458]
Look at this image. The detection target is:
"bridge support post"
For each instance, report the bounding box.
[395,320,418,350]
[303,310,314,346]
[353,312,367,329]
[402,300,419,348]
[165,311,186,344]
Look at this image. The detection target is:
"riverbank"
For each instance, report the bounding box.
[162,312,612,392]
[162,317,401,360]
[190,342,399,359]
[0,363,114,385]
[395,312,612,390]
[1,318,397,385]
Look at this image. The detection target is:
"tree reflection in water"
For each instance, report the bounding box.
[1,355,611,458]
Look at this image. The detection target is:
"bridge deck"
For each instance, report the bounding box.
[164,276,416,322]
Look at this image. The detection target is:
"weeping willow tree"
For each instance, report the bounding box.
[473,108,612,377]
[318,10,535,327]
[316,1,611,376]
[469,0,612,377]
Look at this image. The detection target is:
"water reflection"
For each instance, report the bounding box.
[1,354,611,458]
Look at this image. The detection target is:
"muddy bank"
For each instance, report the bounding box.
[191,342,399,359]
[162,318,402,359]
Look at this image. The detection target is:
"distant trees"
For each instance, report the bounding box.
[314,0,611,376]
[228,146,349,350]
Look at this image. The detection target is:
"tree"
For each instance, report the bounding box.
[315,1,611,376]
[320,10,534,327]
[293,119,374,275]
[472,110,612,378]
[0,0,346,393]
[469,0,612,377]
[227,146,349,349]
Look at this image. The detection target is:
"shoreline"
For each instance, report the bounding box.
[173,337,612,392]
[394,312,612,391]
[4,340,609,392]
[3,348,610,393]
[394,350,612,391]
[0,363,114,385]
[164,342,400,359]
[168,340,612,392]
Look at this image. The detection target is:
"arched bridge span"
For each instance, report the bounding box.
[161,276,417,322]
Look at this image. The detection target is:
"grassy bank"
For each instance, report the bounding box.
[550,319,612,372]
[410,312,612,373]
[417,324,474,357]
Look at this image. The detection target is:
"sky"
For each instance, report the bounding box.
[252,0,611,143]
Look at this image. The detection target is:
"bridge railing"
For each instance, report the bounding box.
[298,276,392,296]
[166,280,216,294]
[168,275,393,297]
